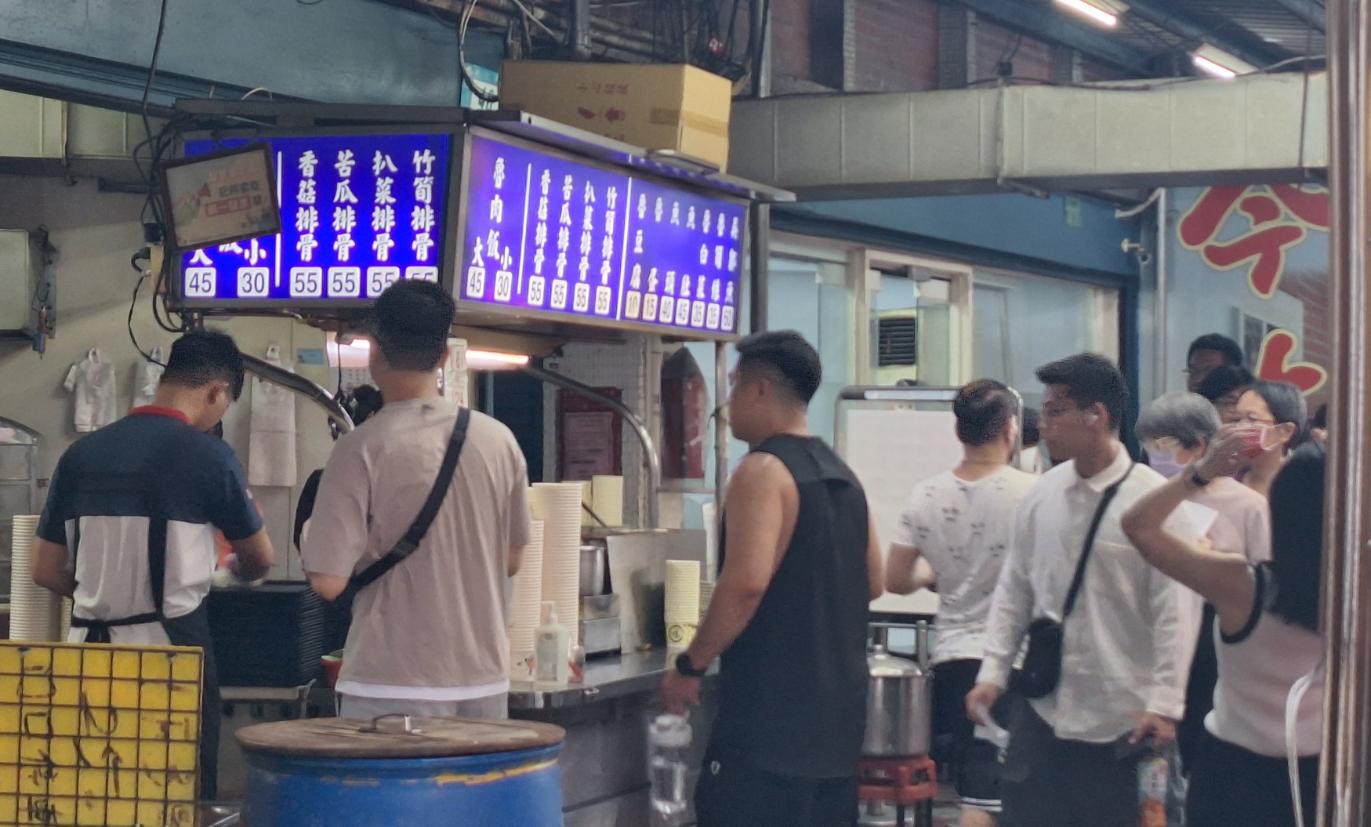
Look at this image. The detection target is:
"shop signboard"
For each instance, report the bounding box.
[1168,184,1330,398]
[458,130,746,339]
[175,131,455,308]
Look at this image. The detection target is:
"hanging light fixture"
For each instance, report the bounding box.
[1191,44,1258,79]
[1053,0,1120,28]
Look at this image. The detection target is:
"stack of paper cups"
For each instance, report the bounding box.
[591,475,625,527]
[702,502,719,581]
[10,515,61,641]
[508,520,544,680]
[531,483,583,647]
[665,560,701,650]
[59,598,72,642]
[698,580,715,624]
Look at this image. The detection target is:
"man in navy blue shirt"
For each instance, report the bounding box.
[31,330,275,799]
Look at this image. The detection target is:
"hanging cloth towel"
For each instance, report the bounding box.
[248,344,298,487]
[132,345,165,409]
[64,347,117,433]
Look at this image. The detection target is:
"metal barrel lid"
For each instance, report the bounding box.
[236,715,566,759]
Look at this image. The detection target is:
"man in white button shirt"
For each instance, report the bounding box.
[966,354,1203,826]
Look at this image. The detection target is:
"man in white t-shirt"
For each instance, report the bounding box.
[303,281,531,720]
[887,379,1037,827]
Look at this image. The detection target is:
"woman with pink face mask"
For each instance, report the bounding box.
[1136,392,1271,778]
[1231,381,1308,498]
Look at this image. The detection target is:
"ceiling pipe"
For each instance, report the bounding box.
[1273,0,1327,32]
[1120,0,1287,70]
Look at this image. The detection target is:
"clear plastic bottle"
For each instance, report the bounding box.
[1138,754,1168,827]
[648,713,692,816]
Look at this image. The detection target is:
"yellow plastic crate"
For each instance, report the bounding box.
[0,640,203,826]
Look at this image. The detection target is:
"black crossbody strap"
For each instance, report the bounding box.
[1062,462,1135,618]
[346,407,471,595]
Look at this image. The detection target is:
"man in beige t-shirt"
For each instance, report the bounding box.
[303,281,531,720]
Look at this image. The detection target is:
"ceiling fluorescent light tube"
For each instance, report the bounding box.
[1054,0,1118,27]
[1192,54,1238,79]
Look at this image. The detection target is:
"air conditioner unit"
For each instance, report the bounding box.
[0,230,41,338]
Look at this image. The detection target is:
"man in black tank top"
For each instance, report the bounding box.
[661,331,883,827]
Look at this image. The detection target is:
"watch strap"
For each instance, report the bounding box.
[675,652,706,678]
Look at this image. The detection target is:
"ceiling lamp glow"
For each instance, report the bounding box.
[1053,0,1118,27]
[466,349,531,370]
[1192,44,1258,79]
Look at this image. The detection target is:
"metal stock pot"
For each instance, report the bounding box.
[862,623,933,757]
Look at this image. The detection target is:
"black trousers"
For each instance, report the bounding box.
[999,704,1139,827]
[695,744,858,827]
[1187,732,1318,827]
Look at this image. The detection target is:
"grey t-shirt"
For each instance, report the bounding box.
[303,398,531,698]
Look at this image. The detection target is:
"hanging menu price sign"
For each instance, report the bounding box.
[460,132,745,338]
[176,132,454,306]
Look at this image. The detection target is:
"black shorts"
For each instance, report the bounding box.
[932,658,1010,813]
[695,744,857,827]
[999,704,1139,827]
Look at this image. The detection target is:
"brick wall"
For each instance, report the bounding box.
[972,15,1052,82]
[765,0,1139,92]
[852,0,939,92]
[1277,266,1332,411]
[771,0,818,87]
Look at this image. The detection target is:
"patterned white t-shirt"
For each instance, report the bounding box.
[893,465,1039,664]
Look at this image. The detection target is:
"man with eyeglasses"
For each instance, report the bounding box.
[966,353,1205,826]
[1185,334,1245,394]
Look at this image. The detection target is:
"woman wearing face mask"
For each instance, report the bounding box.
[1136,393,1272,776]
[1232,381,1308,498]
[1122,440,1325,827]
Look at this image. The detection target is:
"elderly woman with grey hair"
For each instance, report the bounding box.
[1136,391,1272,776]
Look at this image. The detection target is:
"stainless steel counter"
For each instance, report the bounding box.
[218,649,702,714]
[509,648,712,710]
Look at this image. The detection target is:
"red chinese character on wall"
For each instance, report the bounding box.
[1178,184,1329,299]
[1256,329,1327,396]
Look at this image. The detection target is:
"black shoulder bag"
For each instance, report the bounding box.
[336,407,471,613]
[1018,463,1135,699]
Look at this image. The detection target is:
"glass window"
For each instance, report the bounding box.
[870,272,955,386]
[972,269,1120,408]
[767,256,853,444]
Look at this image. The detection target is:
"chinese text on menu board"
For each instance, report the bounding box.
[461,134,744,336]
[179,134,452,302]
[0,640,203,827]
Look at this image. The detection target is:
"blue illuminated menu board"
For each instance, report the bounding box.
[177,133,453,304]
[460,133,744,337]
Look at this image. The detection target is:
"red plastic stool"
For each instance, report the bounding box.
[857,755,937,827]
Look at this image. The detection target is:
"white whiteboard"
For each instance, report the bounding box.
[840,406,965,615]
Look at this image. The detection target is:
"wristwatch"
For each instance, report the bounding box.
[675,652,707,678]
[1186,465,1213,489]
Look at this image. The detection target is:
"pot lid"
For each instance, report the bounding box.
[868,645,921,677]
[236,715,565,759]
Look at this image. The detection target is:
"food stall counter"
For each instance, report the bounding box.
[508,647,716,710]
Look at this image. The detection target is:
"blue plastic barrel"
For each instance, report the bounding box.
[237,716,566,827]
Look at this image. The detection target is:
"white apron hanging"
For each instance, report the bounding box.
[132,345,165,409]
[64,347,117,432]
[248,344,298,487]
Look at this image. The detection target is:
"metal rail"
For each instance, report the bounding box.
[240,352,354,434]
[521,363,661,529]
